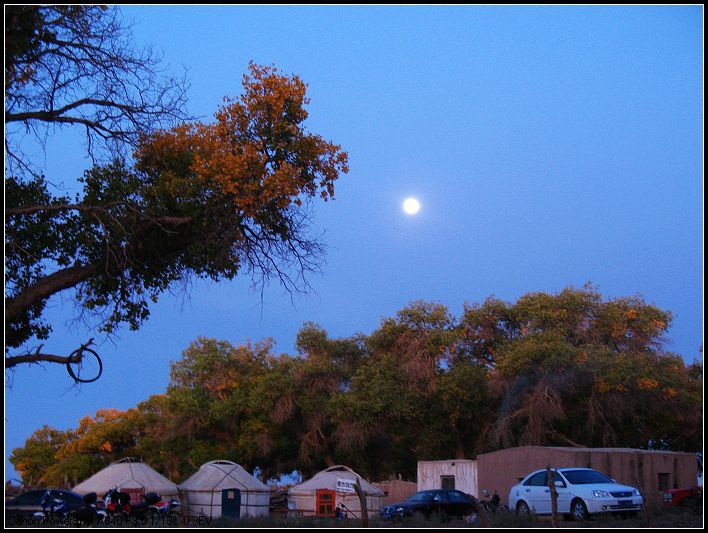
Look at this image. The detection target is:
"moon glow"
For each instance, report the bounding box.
[403,197,421,215]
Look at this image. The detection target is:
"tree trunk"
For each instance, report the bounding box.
[5,263,97,323]
[546,464,558,527]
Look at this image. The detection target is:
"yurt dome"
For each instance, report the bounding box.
[179,460,270,519]
[73,458,179,501]
[288,465,384,517]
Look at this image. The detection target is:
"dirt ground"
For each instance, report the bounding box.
[5,505,702,528]
[203,506,703,528]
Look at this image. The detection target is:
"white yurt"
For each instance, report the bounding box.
[72,458,179,502]
[288,465,384,518]
[179,460,271,519]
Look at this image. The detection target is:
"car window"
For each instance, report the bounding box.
[551,472,567,487]
[562,469,614,485]
[433,492,448,502]
[523,472,547,487]
[407,491,434,502]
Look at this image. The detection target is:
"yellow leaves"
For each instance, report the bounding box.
[595,380,611,393]
[135,62,348,220]
[596,376,676,399]
[100,441,113,453]
[663,387,678,400]
[610,324,625,338]
[636,377,659,390]
[594,380,626,393]
[624,309,638,320]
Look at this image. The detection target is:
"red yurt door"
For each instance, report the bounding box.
[316,490,335,516]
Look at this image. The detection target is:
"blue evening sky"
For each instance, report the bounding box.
[4,5,703,482]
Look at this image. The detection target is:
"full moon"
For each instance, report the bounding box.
[403,197,421,215]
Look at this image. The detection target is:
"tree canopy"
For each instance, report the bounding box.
[11,286,702,486]
[5,4,349,374]
[5,5,189,175]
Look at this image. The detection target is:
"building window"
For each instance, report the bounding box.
[657,473,670,491]
[441,476,455,490]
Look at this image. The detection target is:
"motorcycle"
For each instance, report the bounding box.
[104,488,179,522]
[155,496,181,518]
[32,490,71,523]
[74,492,108,526]
[479,489,508,513]
[103,488,132,518]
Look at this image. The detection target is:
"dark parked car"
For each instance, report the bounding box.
[381,489,476,520]
[5,489,85,520]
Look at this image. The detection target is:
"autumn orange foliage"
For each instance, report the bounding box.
[136,63,349,219]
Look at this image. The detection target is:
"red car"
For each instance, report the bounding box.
[663,486,702,509]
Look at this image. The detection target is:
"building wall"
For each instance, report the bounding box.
[417,460,478,497]
[373,480,418,506]
[476,446,697,508]
[288,492,382,517]
[184,489,271,518]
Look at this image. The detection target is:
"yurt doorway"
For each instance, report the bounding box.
[221,488,241,519]
[316,490,335,516]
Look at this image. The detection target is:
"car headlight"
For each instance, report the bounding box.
[592,490,612,498]
[633,489,641,497]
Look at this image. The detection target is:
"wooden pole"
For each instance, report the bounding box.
[546,465,558,528]
[354,478,369,528]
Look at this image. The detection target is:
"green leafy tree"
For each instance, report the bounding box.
[11,286,700,486]
[288,323,367,476]
[483,285,702,452]
[333,302,493,479]
[9,426,74,487]
[149,337,300,481]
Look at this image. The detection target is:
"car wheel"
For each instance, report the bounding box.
[516,500,531,518]
[571,499,589,521]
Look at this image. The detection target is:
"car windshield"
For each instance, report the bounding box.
[562,469,614,485]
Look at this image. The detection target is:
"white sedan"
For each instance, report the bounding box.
[508,468,643,521]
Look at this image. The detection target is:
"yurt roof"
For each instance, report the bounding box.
[73,458,179,496]
[179,460,269,493]
[289,465,384,496]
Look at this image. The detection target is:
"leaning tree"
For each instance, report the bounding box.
[5,6,349,380]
